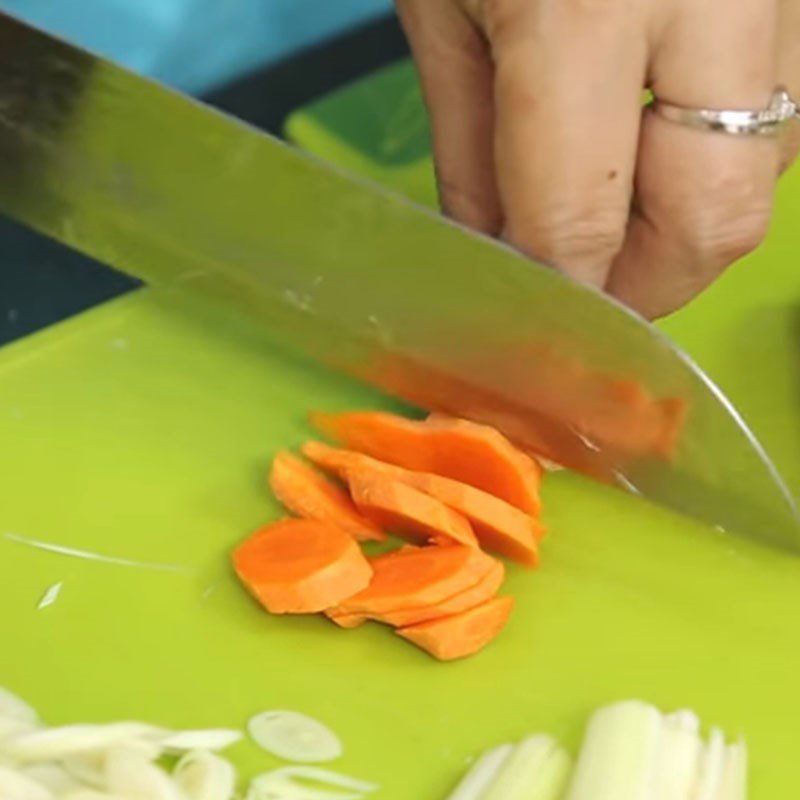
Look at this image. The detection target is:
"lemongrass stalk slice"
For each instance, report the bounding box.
[62,751,108,788]
[61,791,129,800]
[105,747,185,800]
[0,764,54,799]
[567,700,662,800]
[0,686,38,725]
[247,766,377,800]
[0,717,38,742]
[160,729,242,753]
[21,762,81,793]
[483,735,572,800]
[173,750,237,800]
[693,728,726,800]
[4,722,165,763]
[653,710,702,799]
[717,740,748,800]
[247,711,342,763]
[445,744,513,800]
[63,739,162,788]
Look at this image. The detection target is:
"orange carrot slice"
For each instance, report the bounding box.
[303,442,542,565]
[335,544,496,616]
[397,596,515,661]
[269,451,385,543]
[347,468,478,548]
[325,609,366,629]
[232,519,372,614]
[311,411,542,514]
[377,559,505,627]
[302,440,403,482]
[326,559,504,628]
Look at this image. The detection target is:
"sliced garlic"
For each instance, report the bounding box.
[0,764,54,800]
[105,747,185,800]
[21,762,80,794]
[173,750,237,800]
[0,687,39,725]
[4,722,166,763]
[160,729,242,754]
[63,751,108,789]
[248,766,377,800]
[247,711,342,763]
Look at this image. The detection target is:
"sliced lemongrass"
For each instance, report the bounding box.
[21,762,81,793]
[248,766,377,800]
[61,792,129,800]
[445,744,513,800]
[0,716,38,741]
[483,735,572,800]
[105,747,184,800]
[247,711,342,763]
[652,710,702,799]
[62,739,162,788]
[0,764,54,799]
[718,740,748,800]
[159,729,242,753]
[4,722,165,762]
[0,686,38,724]
[62,751,108,788]
[567,699,662,799]
[173,750,237,800]
[693,728,726,800]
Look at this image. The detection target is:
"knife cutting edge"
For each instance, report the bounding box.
[0,12,797,548]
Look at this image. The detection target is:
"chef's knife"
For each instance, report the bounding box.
[0,12,797,548]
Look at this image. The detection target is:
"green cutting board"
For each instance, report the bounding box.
[0,62,798,797]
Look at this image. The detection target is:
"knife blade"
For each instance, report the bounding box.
[0,12,797,548]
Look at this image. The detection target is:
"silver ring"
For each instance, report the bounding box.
[651,86,800,137]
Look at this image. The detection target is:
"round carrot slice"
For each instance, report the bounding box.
[232,519,372,614]
[269,451,385,543]
[335,544,495,615]
[347,469,478,548]
[397,596,515,661]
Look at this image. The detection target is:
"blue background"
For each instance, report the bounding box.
[0,0,393,93]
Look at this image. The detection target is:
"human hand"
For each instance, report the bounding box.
[396,0,800,318]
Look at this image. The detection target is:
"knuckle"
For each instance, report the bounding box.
[681,203,771,265]
[508,204,627,267]
[656,164,774,266]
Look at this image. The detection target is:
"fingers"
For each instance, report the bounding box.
[486,0,648,286]
[396,0,501,234]
[607,0,780,318]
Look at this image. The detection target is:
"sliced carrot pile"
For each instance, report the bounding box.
[301,440,402,482]
[233,408,555,661]
[269,450,385,543]
[397,596,515,661]
[334,544,496,616]
[232,519,372,614]
[310,411,542,514]
[376,559,505,627]
[303,442,542,566]
[347,468,478,549]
